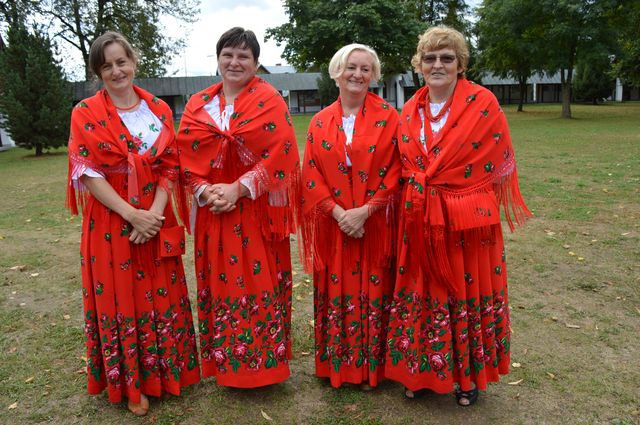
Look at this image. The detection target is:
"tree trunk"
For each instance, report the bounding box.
[518,76,526,112]
[35,143,43,157]
[561,68,572,119]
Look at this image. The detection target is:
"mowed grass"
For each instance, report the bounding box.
[0,102,639,425]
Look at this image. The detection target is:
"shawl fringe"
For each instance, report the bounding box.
[299,194,396,274]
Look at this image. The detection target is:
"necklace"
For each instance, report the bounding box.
[115,98,141,111]
[425,93,453,123]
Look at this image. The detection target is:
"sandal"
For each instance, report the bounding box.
[127,394,149,416]
[404,387,432,399]
[455,387,479,406]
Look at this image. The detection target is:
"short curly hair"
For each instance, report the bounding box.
[411,25,469,77]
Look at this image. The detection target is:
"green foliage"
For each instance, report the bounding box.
[608,0,640,86]
[266,0,425,75]
[476,0,546,111]
[537,0,617,118]
[41,0,200,79]
[573,54,615,104]
[0,22,70,156]
[316,65,339,108]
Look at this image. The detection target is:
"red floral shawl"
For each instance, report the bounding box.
[66,86,186,221]
[300,91,402,271]
[177,76,300,239]
[399,78,531,293]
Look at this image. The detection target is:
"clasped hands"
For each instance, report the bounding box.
[332,204,369,239]
[200,182,244,214]
[126,208,164,244]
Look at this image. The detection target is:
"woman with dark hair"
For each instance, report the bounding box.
[300,44,401,389]
[66,31,200,416]
[384,25,531,406]
[177,27,300,387]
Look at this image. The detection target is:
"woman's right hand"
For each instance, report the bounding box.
[125,209,164,243]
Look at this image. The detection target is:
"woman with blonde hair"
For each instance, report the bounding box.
[384,26,531,405]
[300,43,402,389]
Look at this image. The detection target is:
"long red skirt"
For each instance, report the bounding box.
[385,224,510,393]
[81,198,201,403]
[194,197,292,387]
[314,236,393,388]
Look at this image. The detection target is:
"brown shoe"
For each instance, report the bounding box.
[127,394,149,416]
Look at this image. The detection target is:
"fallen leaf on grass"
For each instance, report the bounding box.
[7,402,17,410]
[80,356,87,362]
[577,257,585,261]
[512,362,522,368]
[11,291,16,295]
[8,347,17,354]
[507,379,523,385]
[9,265,25,271]
[300,351,310,356]
[544,230,556,236]
[304,278,311,283]
[291,271,298,276]
[19,303,26,307]
[551,316,559,322]
[621,232,630,236]
[25,219,31,223]
[546,372,556,379]
[261,409,273,421]
[602,188,609,193]
[309,319,314,327]
[562,244,571,249]
[30,273,40,277]
[75,368,86,374]
[344,404,358,412]
[565,323,581,329]
[292,282,301,288]
[63,314,71,320]
[568,251,576,256]
[24,377,34,383]
[0,235,4,240]
[295,296,302,301]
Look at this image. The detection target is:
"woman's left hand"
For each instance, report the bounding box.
[337,205,369,238]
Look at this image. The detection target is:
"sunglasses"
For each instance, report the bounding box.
[421,54,457,64]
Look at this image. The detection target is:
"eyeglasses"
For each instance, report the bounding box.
[421,54,457,65]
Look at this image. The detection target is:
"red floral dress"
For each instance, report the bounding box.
[384,79,531,394]
[66,87,200,404]
[177,77,300,387]
[300,92,402,387]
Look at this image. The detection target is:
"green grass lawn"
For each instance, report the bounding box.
[0,102,639,424]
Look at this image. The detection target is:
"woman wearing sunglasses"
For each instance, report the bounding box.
[384,25,531,406]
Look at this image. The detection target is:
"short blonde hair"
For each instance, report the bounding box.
[411,25,469,77]
[89,31,138,79]
[328,44,381,83]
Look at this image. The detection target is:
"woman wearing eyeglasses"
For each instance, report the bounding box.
[384,25,531,406]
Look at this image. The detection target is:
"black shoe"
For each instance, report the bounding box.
[455,387,479,406]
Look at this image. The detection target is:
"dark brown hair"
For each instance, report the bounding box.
[216,27,260,63]
[89,31,138,79]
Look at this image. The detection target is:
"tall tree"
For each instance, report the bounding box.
[266,0,425,76]
[539,0,615,118]
[608,0,640,87]
[39,0,200,79]
[476,0,546,112]
[573,53,615,104]
[0,21,71,156]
